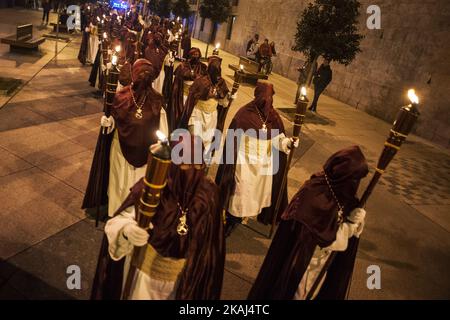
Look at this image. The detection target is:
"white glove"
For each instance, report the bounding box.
[289,138,300,149]
[347,208,366,238]
[280,137,299,154]
[122,223,149,247]
[100,115,114,128]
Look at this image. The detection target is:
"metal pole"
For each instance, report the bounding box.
[55,3,60,62]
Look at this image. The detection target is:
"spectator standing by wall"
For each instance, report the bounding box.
[309,59,333,113]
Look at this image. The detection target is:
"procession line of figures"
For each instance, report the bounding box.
[79,3,369,300]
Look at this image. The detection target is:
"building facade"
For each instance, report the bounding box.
[190,0,450,148]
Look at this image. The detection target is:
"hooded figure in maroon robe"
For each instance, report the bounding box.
[144,32,171,97]
[144,32,169,73]
[179,56,230,131]
[248,146,369,300]
[105,58,168,218]
[215,83,293,237]
[118,31,141,87]
[167,47,208,132]
[111,58,165,168]
[91,135,225,300]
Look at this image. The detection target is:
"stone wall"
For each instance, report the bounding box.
[192,0,450,148]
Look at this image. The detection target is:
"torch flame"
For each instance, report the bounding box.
[215,43,221,49]
[156,130,168,143]
[408,89,419,104]
[111,55,118,66]
[301,86,307,97]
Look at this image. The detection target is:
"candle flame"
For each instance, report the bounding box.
[111,55,118,66]
[239,64,244,71]
[408,89,419,104]
[301,86,307,97]
[97,16,100,22]
[156,130,168,143]
[115,45,121,52]
[103,32,107,39]
[215,43,220,49]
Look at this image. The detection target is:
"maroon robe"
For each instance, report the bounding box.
[144,32,169,73]
[118,31,140,86]
[248,146,369,300]
[91,160,225,299]
[168,47,208,132]
[215,83,288,225]
[112,59,164,168]
[179,56,229,129]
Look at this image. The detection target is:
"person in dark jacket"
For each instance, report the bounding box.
[42,0,51,25]
[309,59,332,113]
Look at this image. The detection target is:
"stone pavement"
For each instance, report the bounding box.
[0,9,449,300]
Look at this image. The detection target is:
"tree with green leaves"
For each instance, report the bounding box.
[199,0,231,57]
[293,0,364,89]
[172,0,192,20]
[149,0,173,18]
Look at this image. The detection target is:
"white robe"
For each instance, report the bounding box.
[87,25,99,64]
[107,109,169,217]
[188,97,228,153]
[105,206,177,300]
[228,133,290,218]
[294,222,356,300]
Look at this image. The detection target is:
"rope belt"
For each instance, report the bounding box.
[136,245,186,282]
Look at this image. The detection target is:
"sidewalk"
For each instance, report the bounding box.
[0,8,68,108]
[0,13,448,299]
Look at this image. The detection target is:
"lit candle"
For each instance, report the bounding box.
[407,89,419,106]
[115,45,121,52]
[103,32,108,39]
[111,55,118,66]
[300,86,307,100]
[156,130,168,144]
[215,43,221,50]
[240,64,244,71]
